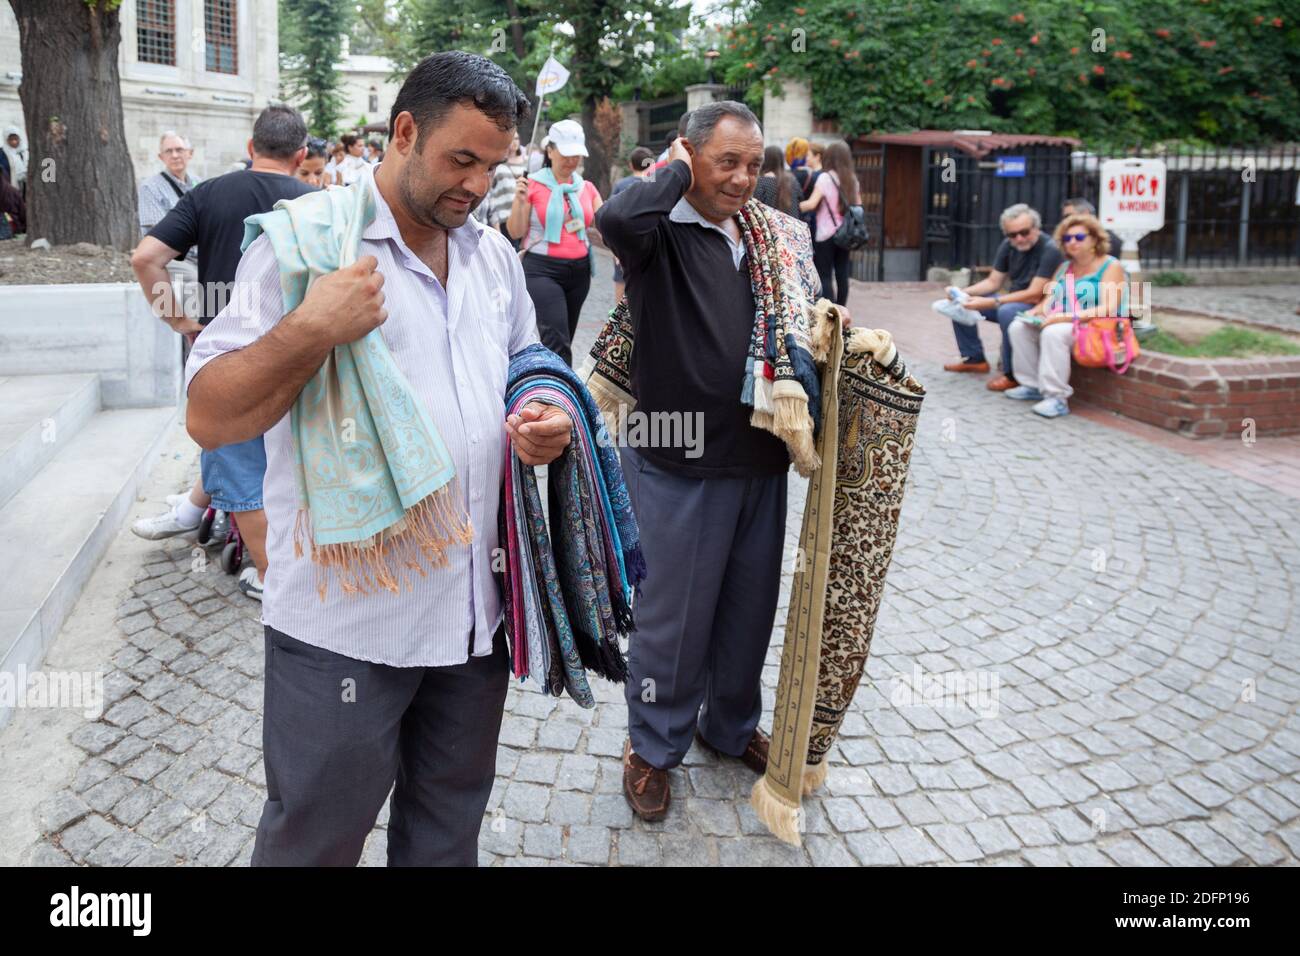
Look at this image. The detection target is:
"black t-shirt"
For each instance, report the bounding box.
[147,169,315,323]
[992,233,1063,292]
[595,160,789,479]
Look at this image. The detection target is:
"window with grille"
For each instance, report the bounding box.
[205,0,239,75]
[137,0,176,66]
[369,89,379,113]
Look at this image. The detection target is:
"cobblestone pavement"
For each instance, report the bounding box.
[20,254,1300,867]
[1155,283,1300,334]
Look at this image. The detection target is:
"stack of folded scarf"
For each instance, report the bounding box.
[501,344,647,708]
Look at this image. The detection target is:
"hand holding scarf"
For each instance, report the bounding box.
[242,176,472,598]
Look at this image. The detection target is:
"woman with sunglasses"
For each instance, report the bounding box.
[1005,212,1127,418]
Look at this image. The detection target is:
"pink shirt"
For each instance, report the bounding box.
[813,171,842,243]
[524,177,599,258]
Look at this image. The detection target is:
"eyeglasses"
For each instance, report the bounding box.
[1062,232,1092,244]
[1004,227,1034,239]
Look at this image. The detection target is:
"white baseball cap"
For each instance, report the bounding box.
[541,119,588,158]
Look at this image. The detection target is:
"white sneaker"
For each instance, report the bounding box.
[131,505,201,540]
[238,566,264,602]
[931,298,982,327]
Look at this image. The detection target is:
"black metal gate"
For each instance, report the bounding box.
[850,144,885,281]
[921,145,957,278]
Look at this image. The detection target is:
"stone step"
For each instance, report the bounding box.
[0,373,101,512]
[0,405,178,729]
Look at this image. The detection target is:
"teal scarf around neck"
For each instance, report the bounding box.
[531,167,595,276]
[241,175,471,598]
[532,166,589,248]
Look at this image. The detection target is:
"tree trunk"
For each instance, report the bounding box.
[503,0,525,60]
[581,95,611,199]
[9,0,139,250]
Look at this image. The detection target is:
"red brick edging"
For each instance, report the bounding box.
[1072,352,1300,438]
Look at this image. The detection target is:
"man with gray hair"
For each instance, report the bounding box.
[596,99,820,821]
[942,202,1062,390]
[138,132,201,335]
[138,131,199,239]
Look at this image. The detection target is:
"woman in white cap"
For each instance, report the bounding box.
[506,118,602,366]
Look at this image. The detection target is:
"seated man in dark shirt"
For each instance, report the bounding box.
[945,203,1062,391]
[596,101,819,822]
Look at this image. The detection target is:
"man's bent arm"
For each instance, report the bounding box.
[595,159,690,263]
[186,311,330,449]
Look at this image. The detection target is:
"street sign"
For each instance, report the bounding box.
[1098,158,1167,275]
[1099,158,1166,235]
[995,156,1026,177]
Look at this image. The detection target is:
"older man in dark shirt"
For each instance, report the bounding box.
[596,101,800,822]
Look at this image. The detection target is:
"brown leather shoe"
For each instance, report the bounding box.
[986,374,1018,391]
[623,739,670,821]
[943,360,990,373]
[695,727,770,775]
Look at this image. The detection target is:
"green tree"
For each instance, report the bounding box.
[392,0,691,193]
[717,0,1300,147]
[280,0,352,138]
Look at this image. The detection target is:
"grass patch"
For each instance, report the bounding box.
[1145,325,1300,358]
[1150,271,1194,287]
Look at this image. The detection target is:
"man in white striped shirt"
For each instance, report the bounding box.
[185,52,572,866]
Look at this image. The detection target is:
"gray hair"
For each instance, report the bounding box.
[685,100,761,148]
[999,203,1041,229]
[1063,196,1096,215]
[251,104,308,160]
[158,131,191,150]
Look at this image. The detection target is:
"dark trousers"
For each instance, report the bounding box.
[620,447,787,769]
[950,300,1031,373]
[813,238,850,306]
[251,625,508,867]
[524,251,591,367]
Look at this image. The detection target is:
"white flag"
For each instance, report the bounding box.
[535,56,570,96]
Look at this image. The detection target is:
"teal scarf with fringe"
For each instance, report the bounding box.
[241,175,471,598]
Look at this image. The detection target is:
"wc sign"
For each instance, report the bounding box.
[1099,158,1167,235]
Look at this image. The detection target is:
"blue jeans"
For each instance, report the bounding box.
[951,301,1031,375]
[200,436,266,513]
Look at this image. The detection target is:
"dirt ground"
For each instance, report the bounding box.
[0,237,136,285]
[1153,309,1300,347]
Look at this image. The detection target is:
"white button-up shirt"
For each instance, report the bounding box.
[185,165,539,667]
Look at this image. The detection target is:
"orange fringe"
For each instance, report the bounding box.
[293,481,473,600]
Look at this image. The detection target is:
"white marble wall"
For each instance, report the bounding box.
[0,0,280,185]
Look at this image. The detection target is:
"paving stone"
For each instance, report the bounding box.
[616,830,661,866]
[83,774,137,815]
[883,826,947,865]
[523,824,563,860]
[59,814,119,862]
[547,791,592,826]
[565,824,612,864]
[845,830,902,866]
[68,722,125,756]
[502,782,550,823]
[925,823,984,862]
[36,790,91,834]
[85,829,155,867]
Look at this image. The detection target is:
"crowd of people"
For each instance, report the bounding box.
[108,50,868,866]
[933,197,1128,419]
[17,48,1131,865]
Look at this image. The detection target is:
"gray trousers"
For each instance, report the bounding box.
[621,447,787,769]
[251,624,508,867]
